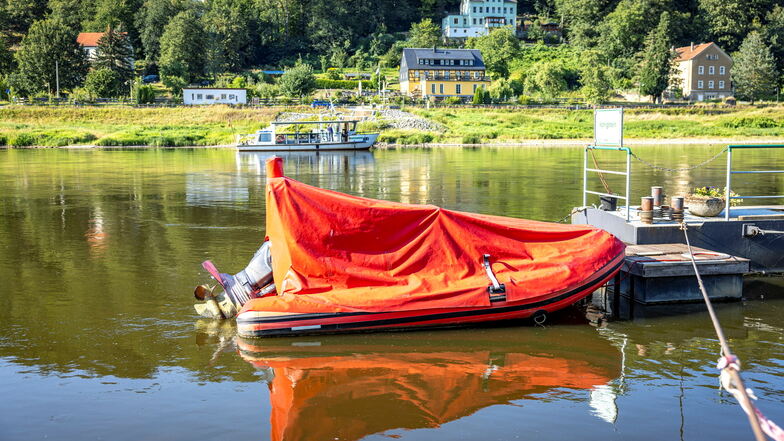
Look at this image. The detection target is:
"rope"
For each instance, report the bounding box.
[680,222,770,441]
[590,148,614,195]
[631,147,728,172]
[555,206,588,223]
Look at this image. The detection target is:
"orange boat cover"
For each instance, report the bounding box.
[242,157,624,314]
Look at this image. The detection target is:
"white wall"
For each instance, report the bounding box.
[183,89,247,105]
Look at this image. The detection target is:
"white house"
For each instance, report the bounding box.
[442,0,518,39]
[183,88,247,105]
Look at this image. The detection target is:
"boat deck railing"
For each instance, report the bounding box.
[725,144,784,220]
[583,144,784,222]
[583,145,632,221]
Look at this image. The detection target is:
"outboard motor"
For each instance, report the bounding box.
[194,241,275,319]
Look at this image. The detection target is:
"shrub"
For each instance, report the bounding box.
[325,69,341,80]
[721,117,779,128]
[10,132,37,146]
[462,134,481,144]
[84,68,122,98]
[314,78,359,89]
[443,96,462,105]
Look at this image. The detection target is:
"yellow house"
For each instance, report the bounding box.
[399,48,490,100]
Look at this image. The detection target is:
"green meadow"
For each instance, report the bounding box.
[2,104,784,147]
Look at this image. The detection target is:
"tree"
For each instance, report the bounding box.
[131,78,155,103]
[525,61,567,100]
[0,37,13,75]
[0,0,48,40]
[84,67,121,97]
[554,0,614,48]
[637,12,674,103]
[10,18,88,95]
[94,26,135,92]
[135,0,185,70]
[763,5,784,82]
[472,86,485,105]
[203,0,258,73]
[488,78,515,102]
[698,0,760,53]
[407,18,440,48]
[48,0,94,31]
[465,27,520,79]
[256,82,279,100]
[158,9,206,83]
[278,61,316,97]
[733,31,778,103]
[579,50,612,104]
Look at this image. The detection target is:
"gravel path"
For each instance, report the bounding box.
[275,107,446,132]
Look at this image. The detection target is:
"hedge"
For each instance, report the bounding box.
[315,79,360,89]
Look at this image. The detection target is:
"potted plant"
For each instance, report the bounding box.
[685,187,742,217]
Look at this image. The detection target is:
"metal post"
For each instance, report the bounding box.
[725,147,732,220]
[55,60,60,99]
[583,147,588,207]
[625,149,631,221]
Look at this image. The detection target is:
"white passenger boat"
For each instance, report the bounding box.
[236,120,379,152]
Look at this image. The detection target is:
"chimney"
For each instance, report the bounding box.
[690,42,694,51]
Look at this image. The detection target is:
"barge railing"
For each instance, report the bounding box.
[583,145,632,221]
[725,144,784,220]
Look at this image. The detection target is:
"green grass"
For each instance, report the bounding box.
[406,106,784,144]
[0,105,286,147]
[3,104,784,147]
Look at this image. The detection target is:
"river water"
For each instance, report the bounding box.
[1,146,783,441]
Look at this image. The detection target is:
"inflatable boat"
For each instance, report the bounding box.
[194,157,625,337]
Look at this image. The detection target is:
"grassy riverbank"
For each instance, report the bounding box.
[0,106,282,147]
[398,106,784,145]
[2,104,784,147]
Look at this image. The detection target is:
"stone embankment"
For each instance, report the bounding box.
[276,107,445,132]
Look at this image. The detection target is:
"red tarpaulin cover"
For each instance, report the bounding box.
[241,157,624,314]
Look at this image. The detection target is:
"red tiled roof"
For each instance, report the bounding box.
[674,42,713,62]
[76,32,128,47]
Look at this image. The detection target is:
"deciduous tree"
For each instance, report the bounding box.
[10,18,88,95]
[466,27,520,79]
[84,67,121,97]
[158,9,206,83]
[278,61,316,97]
[407,18,440,48]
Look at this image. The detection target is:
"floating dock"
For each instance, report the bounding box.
[576,143,784,311]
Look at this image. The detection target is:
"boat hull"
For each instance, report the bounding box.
[236,251,624,337]
[237,134,379,152]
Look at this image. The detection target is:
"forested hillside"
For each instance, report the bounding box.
[1,0,783,103]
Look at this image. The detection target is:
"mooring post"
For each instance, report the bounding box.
[612,272,621,319]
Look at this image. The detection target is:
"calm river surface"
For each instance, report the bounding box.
[1,146,784,441]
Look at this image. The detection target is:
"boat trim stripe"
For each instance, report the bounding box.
[237,255,623,328]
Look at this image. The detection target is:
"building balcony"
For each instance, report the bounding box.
[415,75,488,82]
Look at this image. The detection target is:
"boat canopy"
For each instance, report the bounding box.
[246,157,624,315]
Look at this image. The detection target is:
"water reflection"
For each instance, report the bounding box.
[236,151,376,176]
[236,327,621,441]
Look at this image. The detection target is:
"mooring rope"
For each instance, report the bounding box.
[631,147,728,172]
[681,222,779,441]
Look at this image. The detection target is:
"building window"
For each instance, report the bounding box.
[698,66,704,75]
[456,84,462,94]
[479,6,482,12]
[197,94,203,99]
[221,94,227,99]
[464,18,467,25]
[709,66,715,74]
[191,94,195,100]
[708,80,714,89]
[473,18,477,24]
[454,18,458,24]
[473,84,478,92]
[720,66,726,75]
[439,84,444,94]
[445,71,450,79]
[697,80,703,89]
[719,80,725,89]
[431,84,436,94]
[473,6,476,13]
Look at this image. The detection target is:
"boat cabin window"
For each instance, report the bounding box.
[197,94,203,99]
[206,94,214,100]
[221,94,227,99]
[258,132,272,143]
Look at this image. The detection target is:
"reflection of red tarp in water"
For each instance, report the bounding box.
[243,157,624,315]
[236,330,620,441]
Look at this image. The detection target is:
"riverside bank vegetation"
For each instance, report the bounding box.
[3,105,784,147]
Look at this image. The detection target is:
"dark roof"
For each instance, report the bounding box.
[401,48,486,71]
[182,87,247,91]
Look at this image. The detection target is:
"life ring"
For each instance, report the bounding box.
[680,251,730,260]
[275,134,284,143]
